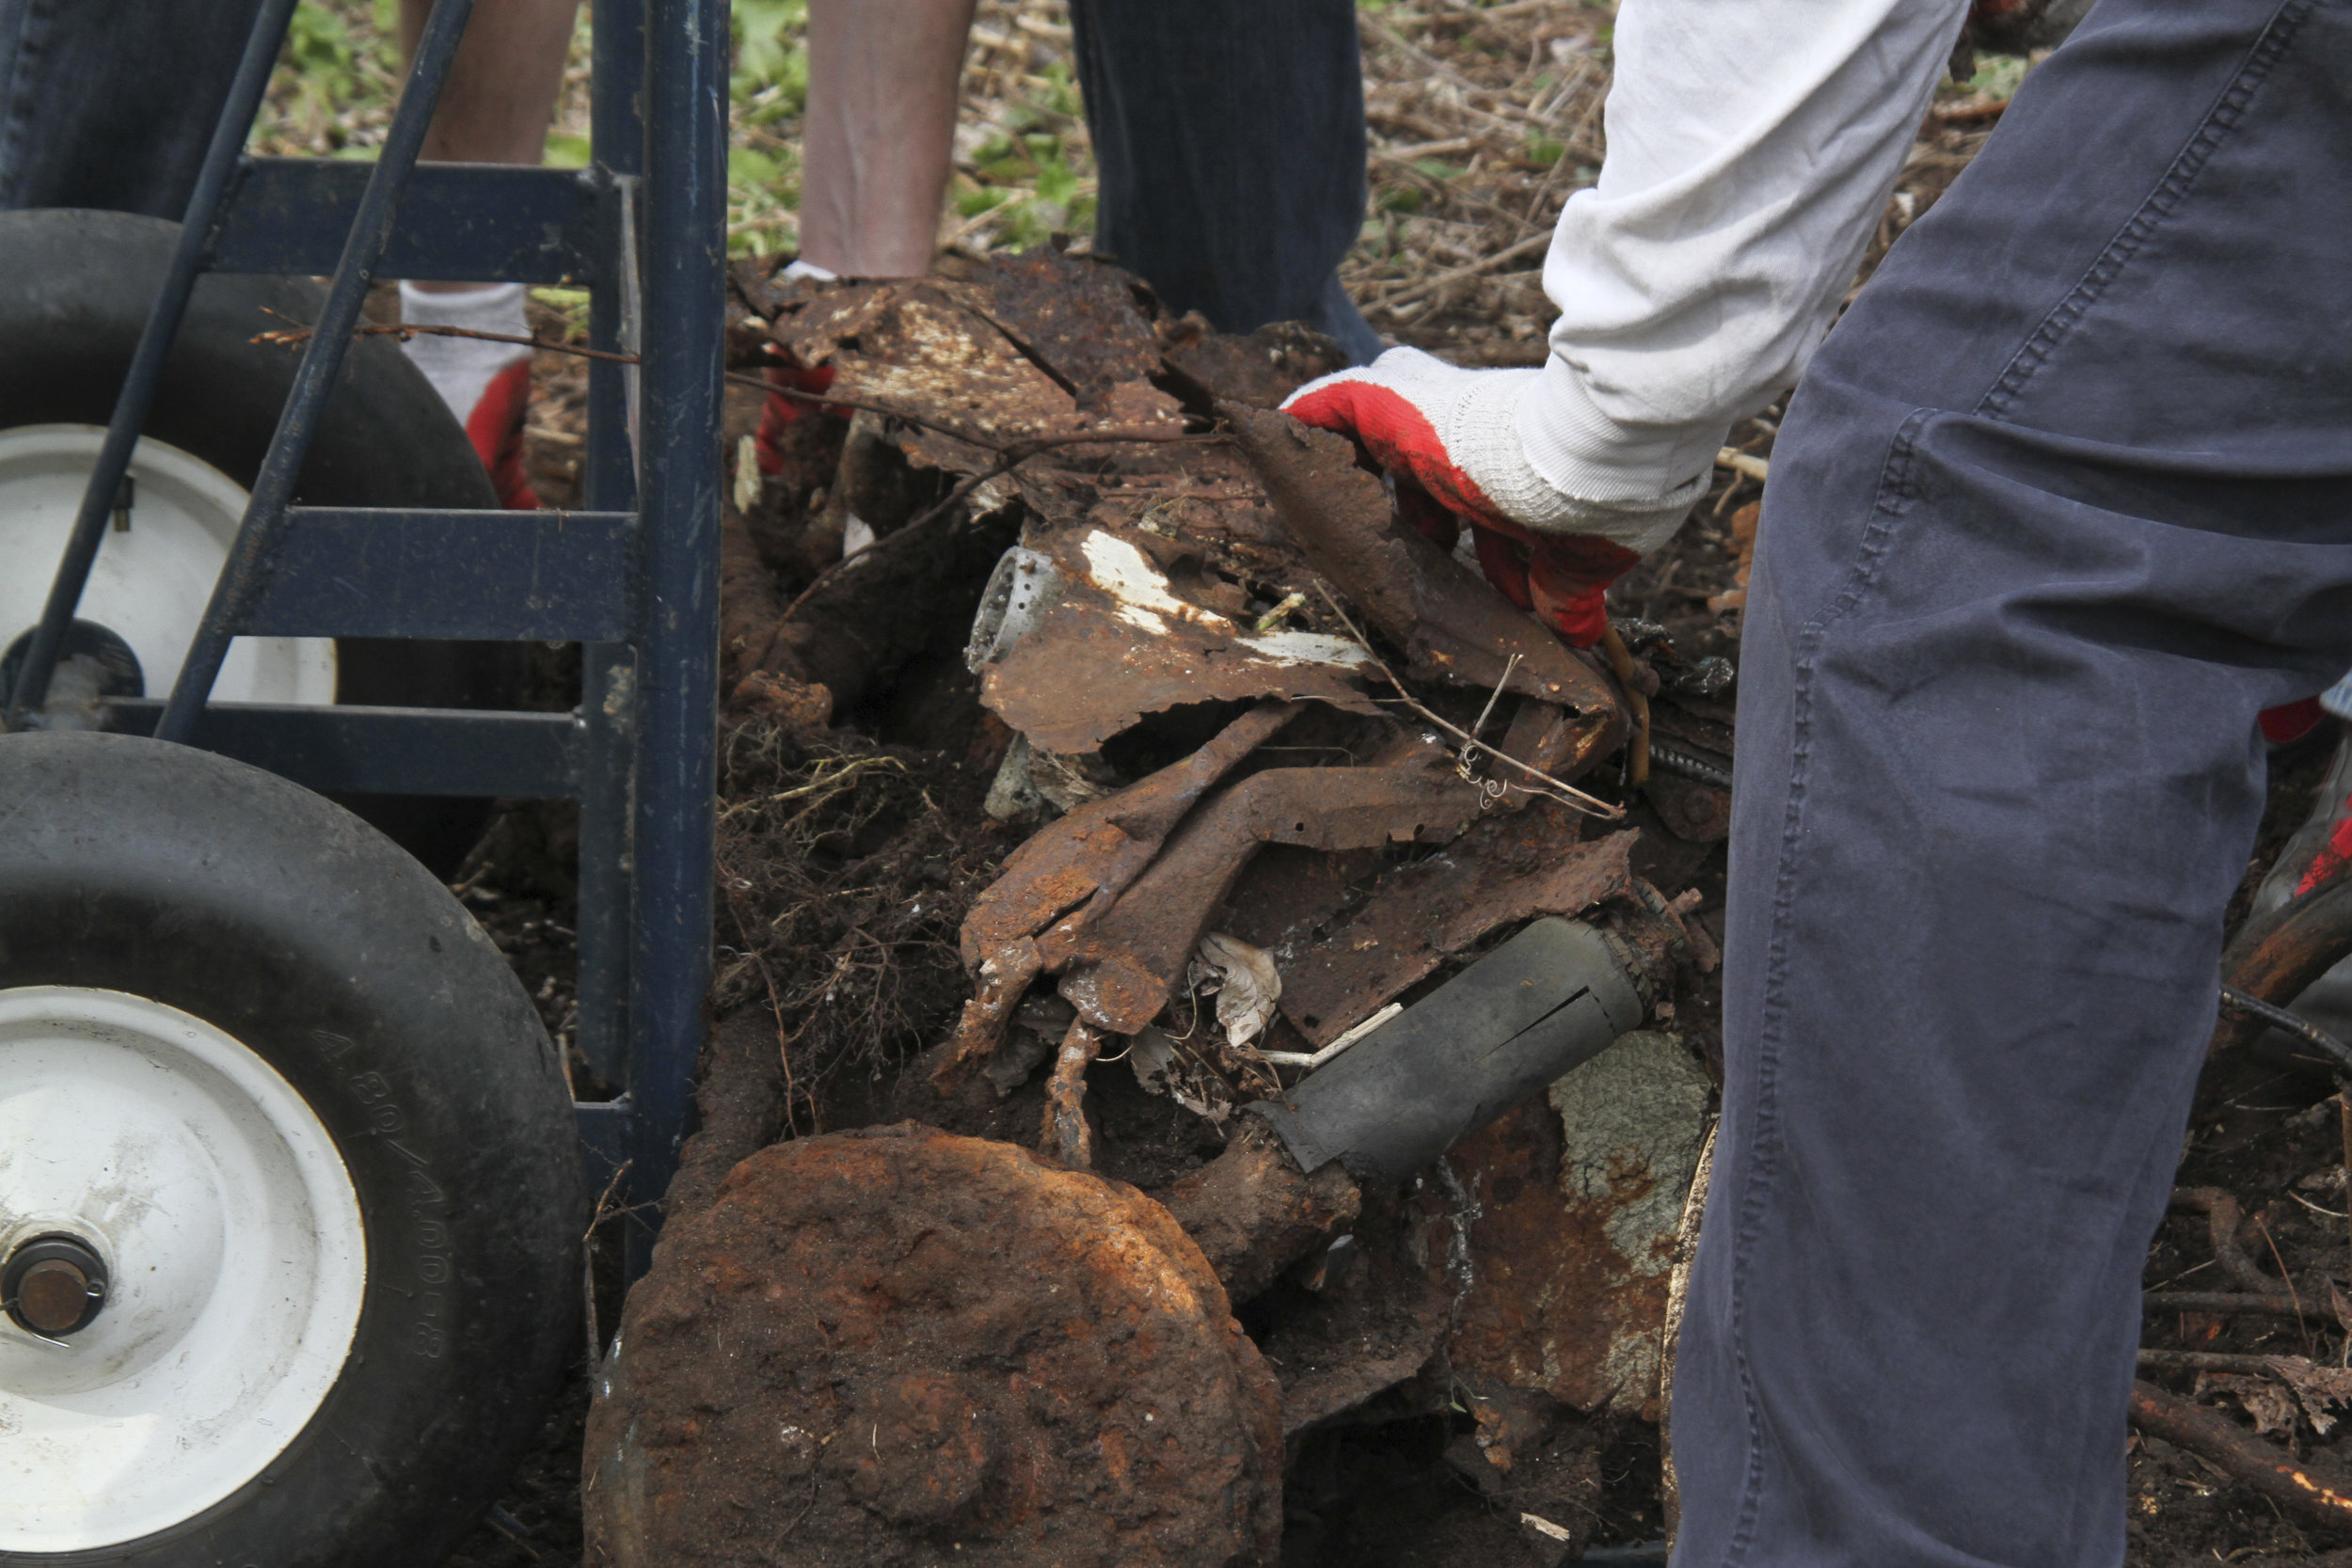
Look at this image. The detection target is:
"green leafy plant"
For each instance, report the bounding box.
[1969,52,2031,99]
[732,0,810,113]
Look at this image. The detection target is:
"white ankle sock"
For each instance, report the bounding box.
[397,281,531,423]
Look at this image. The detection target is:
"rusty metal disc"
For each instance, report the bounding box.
[586,1123,1283,1568]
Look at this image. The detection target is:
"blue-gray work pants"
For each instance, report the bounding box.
[1676,2,2352,1564]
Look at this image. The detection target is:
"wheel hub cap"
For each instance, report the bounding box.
[0,987,368,1550]
[0,424,336,714]
[3,1235,108,1337]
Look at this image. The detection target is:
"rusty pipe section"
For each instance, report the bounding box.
[1248,915,1650,1184]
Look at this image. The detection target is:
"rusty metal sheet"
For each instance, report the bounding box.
[931,248,1165,413]
[1439,1029,1712,1416]
[1156,316,1352,412]
[771,281,1188,453]
[1079,445,1311,581]
[1279,816,1638,1046]
[931,703,1298,1092]
[824,289,1087,445]
[1057,763,1485,1036]
[1225,404,1621,718]
[979,526,1384,753]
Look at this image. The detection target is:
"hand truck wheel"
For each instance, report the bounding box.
[0,207,524,876]
[0,731,582,1566]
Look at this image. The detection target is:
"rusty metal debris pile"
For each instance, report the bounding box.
[587,248,1741,1568]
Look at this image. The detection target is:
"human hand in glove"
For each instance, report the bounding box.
[1281,347,1706,648]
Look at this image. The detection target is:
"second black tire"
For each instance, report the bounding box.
[0,206,523,874]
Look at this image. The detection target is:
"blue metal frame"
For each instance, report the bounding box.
[8,0,725,1277]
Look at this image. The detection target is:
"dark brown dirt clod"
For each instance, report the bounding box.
[1161,1118,1362,1304]
[584,1123,1283,1568]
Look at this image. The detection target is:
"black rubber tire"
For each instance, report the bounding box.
[0,207,523,875]
[0,731,582,1568]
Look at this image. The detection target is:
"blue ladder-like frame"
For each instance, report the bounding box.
[6,0,723,1276]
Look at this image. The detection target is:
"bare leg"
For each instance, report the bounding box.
[801,0,977,277]
[392,0,576,503]
[398,0,580,289]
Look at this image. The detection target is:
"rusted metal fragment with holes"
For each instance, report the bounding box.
[1279,814,1638,1046]
[928,248,1165,412]
[930,703,1299,1093]
[977,525,1383,753]
[1058,760,1486,1035]
[767,277,1185,452]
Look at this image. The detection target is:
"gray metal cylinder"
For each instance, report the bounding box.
[1248,917,1648,1182]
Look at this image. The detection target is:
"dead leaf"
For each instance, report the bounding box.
[1196,931,1280,1051]
[2330,1279,2352,1341]
[1129,1025,1177,1097]
[2265,1355,2352,1436]
[2197,1371,2299,1438]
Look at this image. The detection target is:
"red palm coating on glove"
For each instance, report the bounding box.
[1284,379,1636,648]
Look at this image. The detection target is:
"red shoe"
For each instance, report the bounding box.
[752,361,841,476]
[398,280,542,510]
[467,356,540,511]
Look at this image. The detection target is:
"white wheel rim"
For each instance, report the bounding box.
[0,987,368,1550]
[0,424,336,707]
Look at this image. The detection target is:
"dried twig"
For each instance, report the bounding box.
[2146,1291,2317,1317]
[2173,1188,2296,1299]
[2130,1378,2352,1530]
[1312,585,1622,818]
[581,1157,633,1378]
[1365,230,1552,315]
[254,312,640,364]
[1714,448,1771,483]
[2140,1350,2296,1374]
[1933,98,2010,125]
[1257,1002,1403,1070]
[1389,0,1588,26]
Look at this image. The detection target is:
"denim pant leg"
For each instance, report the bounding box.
[1067,0,1381,364]
[1672,3,2352,1565]
[0,0,262,216]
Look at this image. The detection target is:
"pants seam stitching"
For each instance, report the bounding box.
[1716,407,1933,1567]
[1972,0,2313,421]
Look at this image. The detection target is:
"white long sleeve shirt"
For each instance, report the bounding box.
[1517,0,1971,533]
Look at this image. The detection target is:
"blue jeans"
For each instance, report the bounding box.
[1068,0,1381,363]
[0,0,264,215]
[1677,2,2352,1564]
